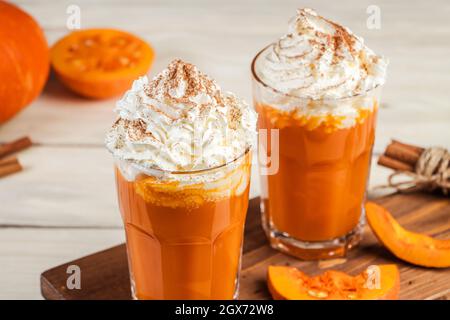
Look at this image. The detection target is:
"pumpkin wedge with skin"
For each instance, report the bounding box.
[366,202,450,268]
[51,29,154,99]
[268,264,399,300]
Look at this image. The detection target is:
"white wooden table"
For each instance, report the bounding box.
[1,0,449,299]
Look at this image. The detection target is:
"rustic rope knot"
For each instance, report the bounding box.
[386,147,450,195]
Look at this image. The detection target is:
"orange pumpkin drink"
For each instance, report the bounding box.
[106,60,257,299]
[251,9,387,260]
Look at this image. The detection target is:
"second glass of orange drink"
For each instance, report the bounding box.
[106,60,256,299]
[252,9,387,260]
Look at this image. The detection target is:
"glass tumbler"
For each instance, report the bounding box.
[252,46,381,260]
[114,150,252,299]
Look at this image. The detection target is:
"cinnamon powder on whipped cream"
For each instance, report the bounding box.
[255,8,388,100]
[106,59,257,172]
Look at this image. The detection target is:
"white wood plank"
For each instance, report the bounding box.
[0,228,124,300]
[0,146,120,227]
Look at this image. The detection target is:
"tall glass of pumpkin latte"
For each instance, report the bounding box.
[251,9,387,260]
[106,60,256,299]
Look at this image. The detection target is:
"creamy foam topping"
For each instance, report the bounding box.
[106,59,257,173]
[256,8,387,100]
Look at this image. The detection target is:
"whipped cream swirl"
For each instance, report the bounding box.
[106,59,257,172]
[256,8,387,99]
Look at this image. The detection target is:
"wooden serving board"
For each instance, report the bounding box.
[41,193,450,300]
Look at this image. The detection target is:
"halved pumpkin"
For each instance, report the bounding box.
[268,264,399,300]
[51,28,154,99]
[366,202,450,268]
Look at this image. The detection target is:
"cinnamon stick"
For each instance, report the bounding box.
[0,157,19,167]
[378,155,414,172]
[0,136,32,159]
[385,141,421,165]
[391,139,425,155]
[0,158,22,178]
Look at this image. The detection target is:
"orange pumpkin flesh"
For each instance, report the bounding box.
[51,29,154,99]
[0,1,49,123]
[366,202,450,268]
[268,264,399,300]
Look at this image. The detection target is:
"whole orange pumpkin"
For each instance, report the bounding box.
[0,1,49,123]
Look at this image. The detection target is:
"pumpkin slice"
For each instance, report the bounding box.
[366,202,450,268]
[51,28,154,99]
[268,264,399,300]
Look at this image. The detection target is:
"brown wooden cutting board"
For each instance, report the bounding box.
[41,193,450,300]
